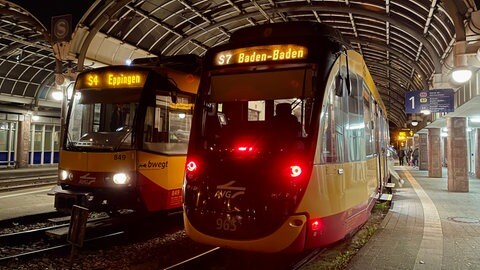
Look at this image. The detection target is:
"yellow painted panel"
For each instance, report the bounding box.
[59,150,88,170]
[137,151,187,189]
[59,150,136,172]
[296,160,376,218]
[87,151,136,172]
[185,212,306,253]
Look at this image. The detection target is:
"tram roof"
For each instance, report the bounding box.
[0,1,475,129]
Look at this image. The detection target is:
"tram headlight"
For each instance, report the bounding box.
[59,170,69,181]
[113,173,128,185]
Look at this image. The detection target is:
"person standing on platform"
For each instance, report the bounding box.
[412,147,419,167]
[398,148,405,165]
[407,147,413,166]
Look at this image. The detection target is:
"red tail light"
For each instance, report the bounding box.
[310,218,322,231]
[289,165,302,177]
[186,160,198,181]
[237,146,253,152]
[186,161,197,172]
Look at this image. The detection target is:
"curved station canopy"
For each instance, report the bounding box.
[0,0,476,128]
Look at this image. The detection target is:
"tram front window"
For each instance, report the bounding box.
[203,68,314,152]
[65,91,137,151]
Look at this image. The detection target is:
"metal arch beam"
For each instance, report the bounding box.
[377,86,407,110]
[382,109,405,127]
[441,1,467,41]
[368,61,423,91]
[0,3,50,42]
[377,101,406,125]
[377,93,405,117]
[165,3,443,72]
[348,37,428,90]
[377,104,404,127]
[380,101,405,121]
[374,84,405,104]
[373,76,407,98]
[378,92,405,111]
[366,62,417,92]
[0,3,54,110]
[77,0,132,71]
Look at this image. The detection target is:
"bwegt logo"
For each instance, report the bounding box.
[139,161,168,169]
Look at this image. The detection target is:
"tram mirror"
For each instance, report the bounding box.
[335,74,344,97]
[206,103,216,115]
[170,91,178,104]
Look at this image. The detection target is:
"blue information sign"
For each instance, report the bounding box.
[405,88,454,114]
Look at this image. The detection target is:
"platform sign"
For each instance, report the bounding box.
[428,89,454,113]
[405,89,454,114]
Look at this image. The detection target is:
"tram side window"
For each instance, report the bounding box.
[363,89,374,156]
[143,94,193,154]
[347,73,365,161]
[319,70,345,163]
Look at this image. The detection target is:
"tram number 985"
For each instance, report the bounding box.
[216,217,238,231]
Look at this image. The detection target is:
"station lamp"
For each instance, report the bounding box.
[451,41,472,84]
[451,68,472,83]
[52,90,63,101]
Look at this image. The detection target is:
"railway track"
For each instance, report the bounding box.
[0,211,186,265]
[0,169,57,191]
[162,247,326,269]
[0,215,120,262]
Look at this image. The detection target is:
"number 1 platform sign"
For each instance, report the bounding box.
[405,88,454,114]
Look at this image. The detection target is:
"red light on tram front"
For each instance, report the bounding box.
[185,160,199,181]
[237,146,253,152]
[290,165,302,177]
[186,161,197,172]
[310,218,322,231]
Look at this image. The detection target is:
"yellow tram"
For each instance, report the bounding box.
[54,55,200,214]
[183,22,390,253]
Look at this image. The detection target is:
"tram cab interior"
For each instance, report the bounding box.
[66,88,192,153]
[203,67,314,152]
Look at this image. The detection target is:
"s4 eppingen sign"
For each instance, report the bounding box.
[405,89,454,114]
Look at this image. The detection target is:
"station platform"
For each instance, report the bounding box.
[1,165,480,270]
[0,165,57,178]
[347,166,480,270]
[0,166,57,221]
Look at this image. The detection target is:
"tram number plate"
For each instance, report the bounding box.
[216,216,238,232]
[113,154,126,160]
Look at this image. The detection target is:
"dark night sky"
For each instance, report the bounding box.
[10,0,96,30]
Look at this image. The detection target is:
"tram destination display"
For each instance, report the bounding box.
[214,44,308,66]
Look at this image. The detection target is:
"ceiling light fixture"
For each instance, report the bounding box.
[451,68,472,83]
[421,109,431,115]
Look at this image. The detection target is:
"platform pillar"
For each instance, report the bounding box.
[16,114,31,168]
[428,128,442,177]
[446,117,468,192]
[476,129,480,179]
[418,133,428,170]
